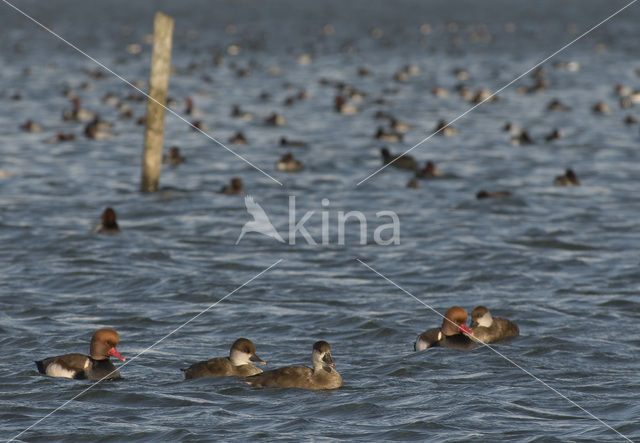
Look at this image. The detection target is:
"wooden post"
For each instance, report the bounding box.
[141,12,174,192]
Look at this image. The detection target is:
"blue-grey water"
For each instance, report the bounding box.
[1,0,640,441]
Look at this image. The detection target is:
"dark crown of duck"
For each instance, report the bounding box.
[232,338,257,354]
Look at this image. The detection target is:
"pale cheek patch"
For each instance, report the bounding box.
[46,363,76,378]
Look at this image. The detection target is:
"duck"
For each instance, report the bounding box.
[265,112,286,126]
[380,147,417,171]
[375,127,403,143]
[469,306,519,343]
[276,153,304,172]
[592,101,612,115]
[393,70,410,83]
[163,146,185,166]
[431,86,449,98]
[181,338,265,379]
[454,68,470,80]
[35,328,125,380]
[554,168,580,186]
[519,77,548,94]
[346,88,366,102]
[510,130,533,146]
[393,65,419,83]
[231,105,254,121]
[220,177,244,195]
[620,96,633,109]
[62,97,96,122]
[229,131,248,145]
[415,161,441,178]
[390,118,411,133]
[245,341,342,391]
[279,136,308,148]
[457,84,474,101]
[624,115,638,125]
[119,106,134,120]
[471,88,497,104]
[545,128,562,142]
[283,95,297,106]
[614,83,632,97]
[45,132,76,144]
[433,119,458,136]
[546,98,571,112]
[84,117,115,140]
[190,120,210,131]
[335,95,358,115]
[357,67,372,77]
[20,120,42,132]
[101,91,120,106]
[414,306,477,351]
[553,61,580,72]
[476,190,511,199]
[184,96,200,116]
[95,207,121,234]
[406,179,419,189]
[404,64,420,76]
[502,121,521,135]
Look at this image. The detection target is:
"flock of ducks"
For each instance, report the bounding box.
[36,305,517,391]
[13,48,640,201]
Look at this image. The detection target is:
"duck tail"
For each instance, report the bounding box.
[35,360,45,374]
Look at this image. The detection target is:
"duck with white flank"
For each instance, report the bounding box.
[433,119,458,136]
[415,306,477,351]
[35,329,125,380]
[375,127,403,143]
[276,153,304,172]
[245,341,342,391]
[229,131,248,145]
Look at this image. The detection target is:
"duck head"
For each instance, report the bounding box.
[90,328,125,361]
[441,306,472,336]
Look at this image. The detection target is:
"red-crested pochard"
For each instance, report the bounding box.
[415,306,477,351]
[35,328,125,380]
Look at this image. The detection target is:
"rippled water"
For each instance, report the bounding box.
[2,0,640,441]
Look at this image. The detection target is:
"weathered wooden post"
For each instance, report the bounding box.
[141,12,174,192]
